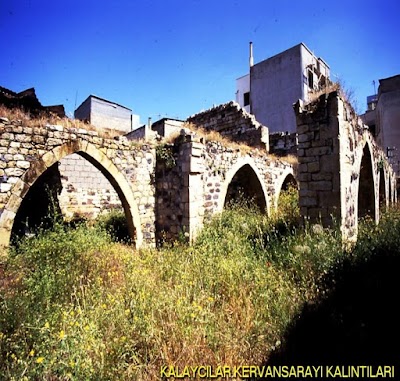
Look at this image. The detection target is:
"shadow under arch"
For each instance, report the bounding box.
[218,158,269,214]
[1,140,143,249]
[357,141,376,221]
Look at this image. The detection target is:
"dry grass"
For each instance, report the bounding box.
[168,122,258,155]
[307,80,359,114]
[307,81,341,103]
[162,129,182,144]
[279,154,298,166]
[0,104,124,139]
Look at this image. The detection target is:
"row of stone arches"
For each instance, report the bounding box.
[357,140,394,223]
[1,149,298,250]
[2,140,393,251]
[216,158,297,216]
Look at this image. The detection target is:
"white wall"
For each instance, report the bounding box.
[235,74,250,113]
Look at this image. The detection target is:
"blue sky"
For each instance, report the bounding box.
[1,0,399,124]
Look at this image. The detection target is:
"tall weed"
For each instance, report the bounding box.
[1,202,398,380]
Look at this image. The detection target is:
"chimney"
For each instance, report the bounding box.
[144,117,152,140]
[249,41,254,68]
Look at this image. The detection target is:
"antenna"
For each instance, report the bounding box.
[372,80,376,95]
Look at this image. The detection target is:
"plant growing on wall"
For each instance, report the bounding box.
[156,144,176,169]
[377,159,385,171]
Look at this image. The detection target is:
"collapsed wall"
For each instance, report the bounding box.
[187,101,269,150]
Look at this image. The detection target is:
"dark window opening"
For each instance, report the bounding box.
[308,70,314,89]
[243,92,250,106]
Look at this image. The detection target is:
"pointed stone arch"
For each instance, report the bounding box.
[218,157,269,214]
[357,141,377,221]
[275,167,298,210]
[0,140,143,251]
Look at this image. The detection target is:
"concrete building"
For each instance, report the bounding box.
[74,95,140,134]
[236,42,330,133]
[361,75,400,176]
[377,75,400,175]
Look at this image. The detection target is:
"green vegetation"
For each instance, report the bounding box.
[0,190,399,380]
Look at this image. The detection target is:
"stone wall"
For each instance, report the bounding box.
[269,132,297,156]
[154,130,296,243]
[187,101,269,150]
[154,142,186,243]
[58,154,122,219]
[295,91,396,243]
[0,117,156,250]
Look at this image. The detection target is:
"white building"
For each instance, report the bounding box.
[236,42,330,133]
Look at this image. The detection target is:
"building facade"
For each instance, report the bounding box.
[236,42,330,133]
[361,75,400,176]
[74,95,140,134]
[376,75,400,175]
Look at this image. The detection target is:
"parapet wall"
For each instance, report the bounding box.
[187,102,269,150]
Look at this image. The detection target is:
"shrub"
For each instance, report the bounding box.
[96,210,132,244]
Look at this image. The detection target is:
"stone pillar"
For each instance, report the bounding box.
[181,136,205,242]
[294,93,341,228]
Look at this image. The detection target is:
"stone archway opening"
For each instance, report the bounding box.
[10,150,137,246]
[224,164,267,212]
[358,145,376,220]
[277,173,299,218]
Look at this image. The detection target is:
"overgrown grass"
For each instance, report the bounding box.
[1,194,399,380]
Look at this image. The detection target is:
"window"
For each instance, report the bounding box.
[243,92,250,106]
[308,70,314,89]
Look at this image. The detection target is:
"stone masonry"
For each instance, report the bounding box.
[187,101,269,150]
[0,118,156,252]
[0,91,396,253]
[155,130,296,243]
[58,154,121,219]
[295,91,396,243]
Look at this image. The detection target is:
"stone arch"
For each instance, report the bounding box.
[0,140,143,250]
[218,157,269,214]
[357,141,377,221]
[275,167,298,210]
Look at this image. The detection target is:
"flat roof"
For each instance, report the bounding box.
[79,94,132,112]
[254,42,330,69]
